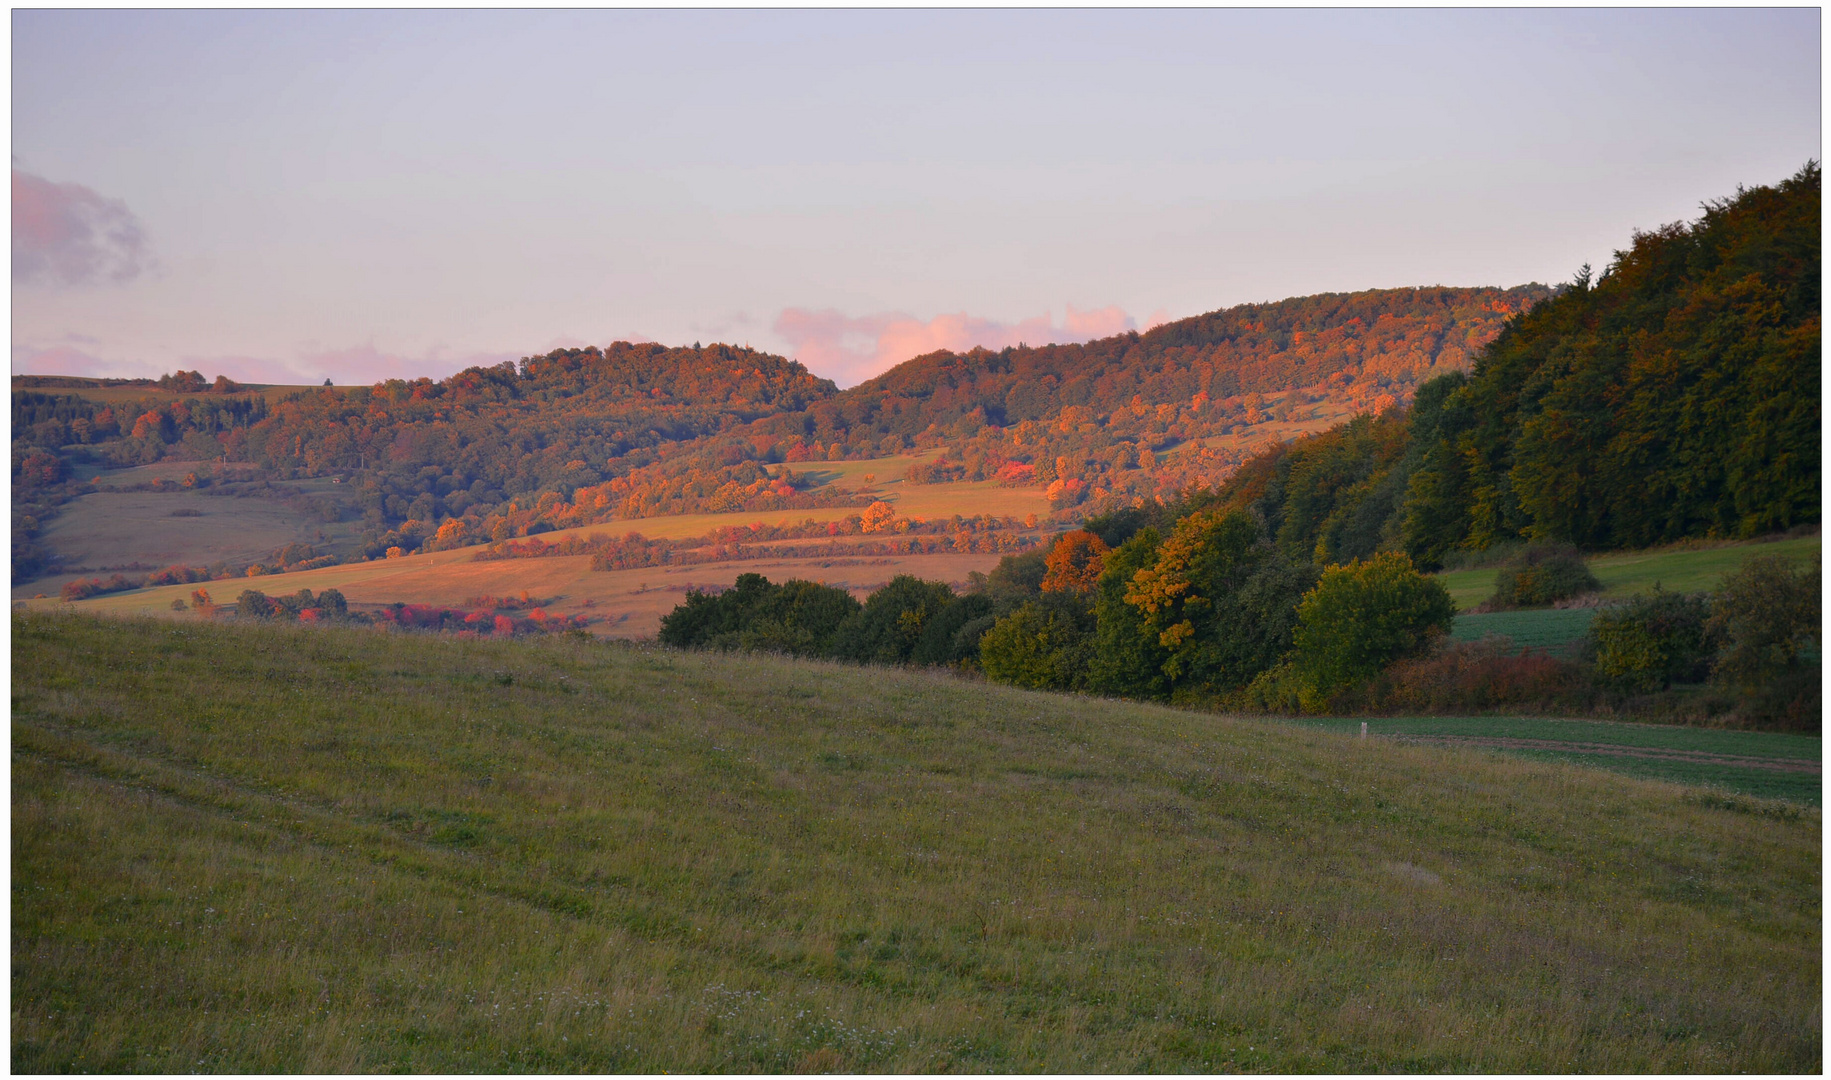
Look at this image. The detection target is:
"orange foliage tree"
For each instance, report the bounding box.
[1040,530,1111,594]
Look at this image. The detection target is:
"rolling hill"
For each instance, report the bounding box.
[12,611,1820,1071]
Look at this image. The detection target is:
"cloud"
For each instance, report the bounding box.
[12,169,153,286]
[773,304,1149,386]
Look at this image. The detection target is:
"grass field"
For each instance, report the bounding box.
[1287,716,1820,805]
[1449,608,1596,654]
[774,455,1054,521]
[12,613,1820,1072]
[1435,534,1821,611]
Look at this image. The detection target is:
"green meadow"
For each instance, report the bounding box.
[12,613,1822,1072]
[1435,534,1821,611]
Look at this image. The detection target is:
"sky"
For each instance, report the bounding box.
[12,8,1822,388]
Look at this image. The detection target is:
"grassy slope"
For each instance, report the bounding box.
[13,614,1820,1072]
[1437,534,1821,612]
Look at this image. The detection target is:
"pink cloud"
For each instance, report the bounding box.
[774,304,1147,386]
[12,169,153,287]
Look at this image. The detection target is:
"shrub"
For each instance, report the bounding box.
[236,590,277,618]
[144,565,213,587]
[60,575,137,602]
[1289,552,1456,709]
[1485,543,1601,609]
[904,458,966,484]
[1587,589,1714,693]
[1354,639,1596,713]
[1706,555,1820,728]
[1707,555,1820,690]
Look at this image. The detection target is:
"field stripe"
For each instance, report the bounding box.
[1380,734,1820,774]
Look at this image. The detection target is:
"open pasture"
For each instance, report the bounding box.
[18,487,362,600]
[1449,608,1596,654]
[773,454,1054,521]
[1436,533,1821,611]
[12,612,1820,1072]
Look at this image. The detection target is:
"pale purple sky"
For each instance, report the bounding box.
[12,9,1821,388]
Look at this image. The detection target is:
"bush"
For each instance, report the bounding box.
[1289,552,1456,709]
[236,589,277,618]
[1706,555,1820,728]
[1707,554,1820,690]
[1587,589,1714,693]
[1484,543,1601,609]
[60,574,136,602]
[1352,639,1596,713]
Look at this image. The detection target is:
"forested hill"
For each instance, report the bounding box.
[830,285,1549,436]
[1204,161,1821,568]
[14,283,1548,579]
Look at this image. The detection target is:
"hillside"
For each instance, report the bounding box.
[12,612,1820,1071]
[13,285,1543,585]
[1196,164,1820,570]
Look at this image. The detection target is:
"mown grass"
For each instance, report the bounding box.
[1289,717,1821,806]
[1436,534,1821,611]
[12,613,1821,1072]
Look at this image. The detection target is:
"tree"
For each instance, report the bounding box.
[978,591,1095,690]
[830,576,957,665]
[728,579,861,657]
[1040,530,1110,594]
[1289,552,1455,708]
[910,592,996,667]
[1124,508,1262,679]
[1086,528,1172,699]
[1706,555,1820,692]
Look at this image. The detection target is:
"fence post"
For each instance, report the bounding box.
[1360,721,1368,740]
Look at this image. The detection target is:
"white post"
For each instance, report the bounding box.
[1360,721,1368,740]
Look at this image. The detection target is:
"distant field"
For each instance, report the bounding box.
[12,613,1820,1071]
[1437,534,1821,611]
[26,545,1010,639]
[1449,608,1596,653]
[774,455,1054,521]
[19,487,362,599]
[1288,715,1820,805]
